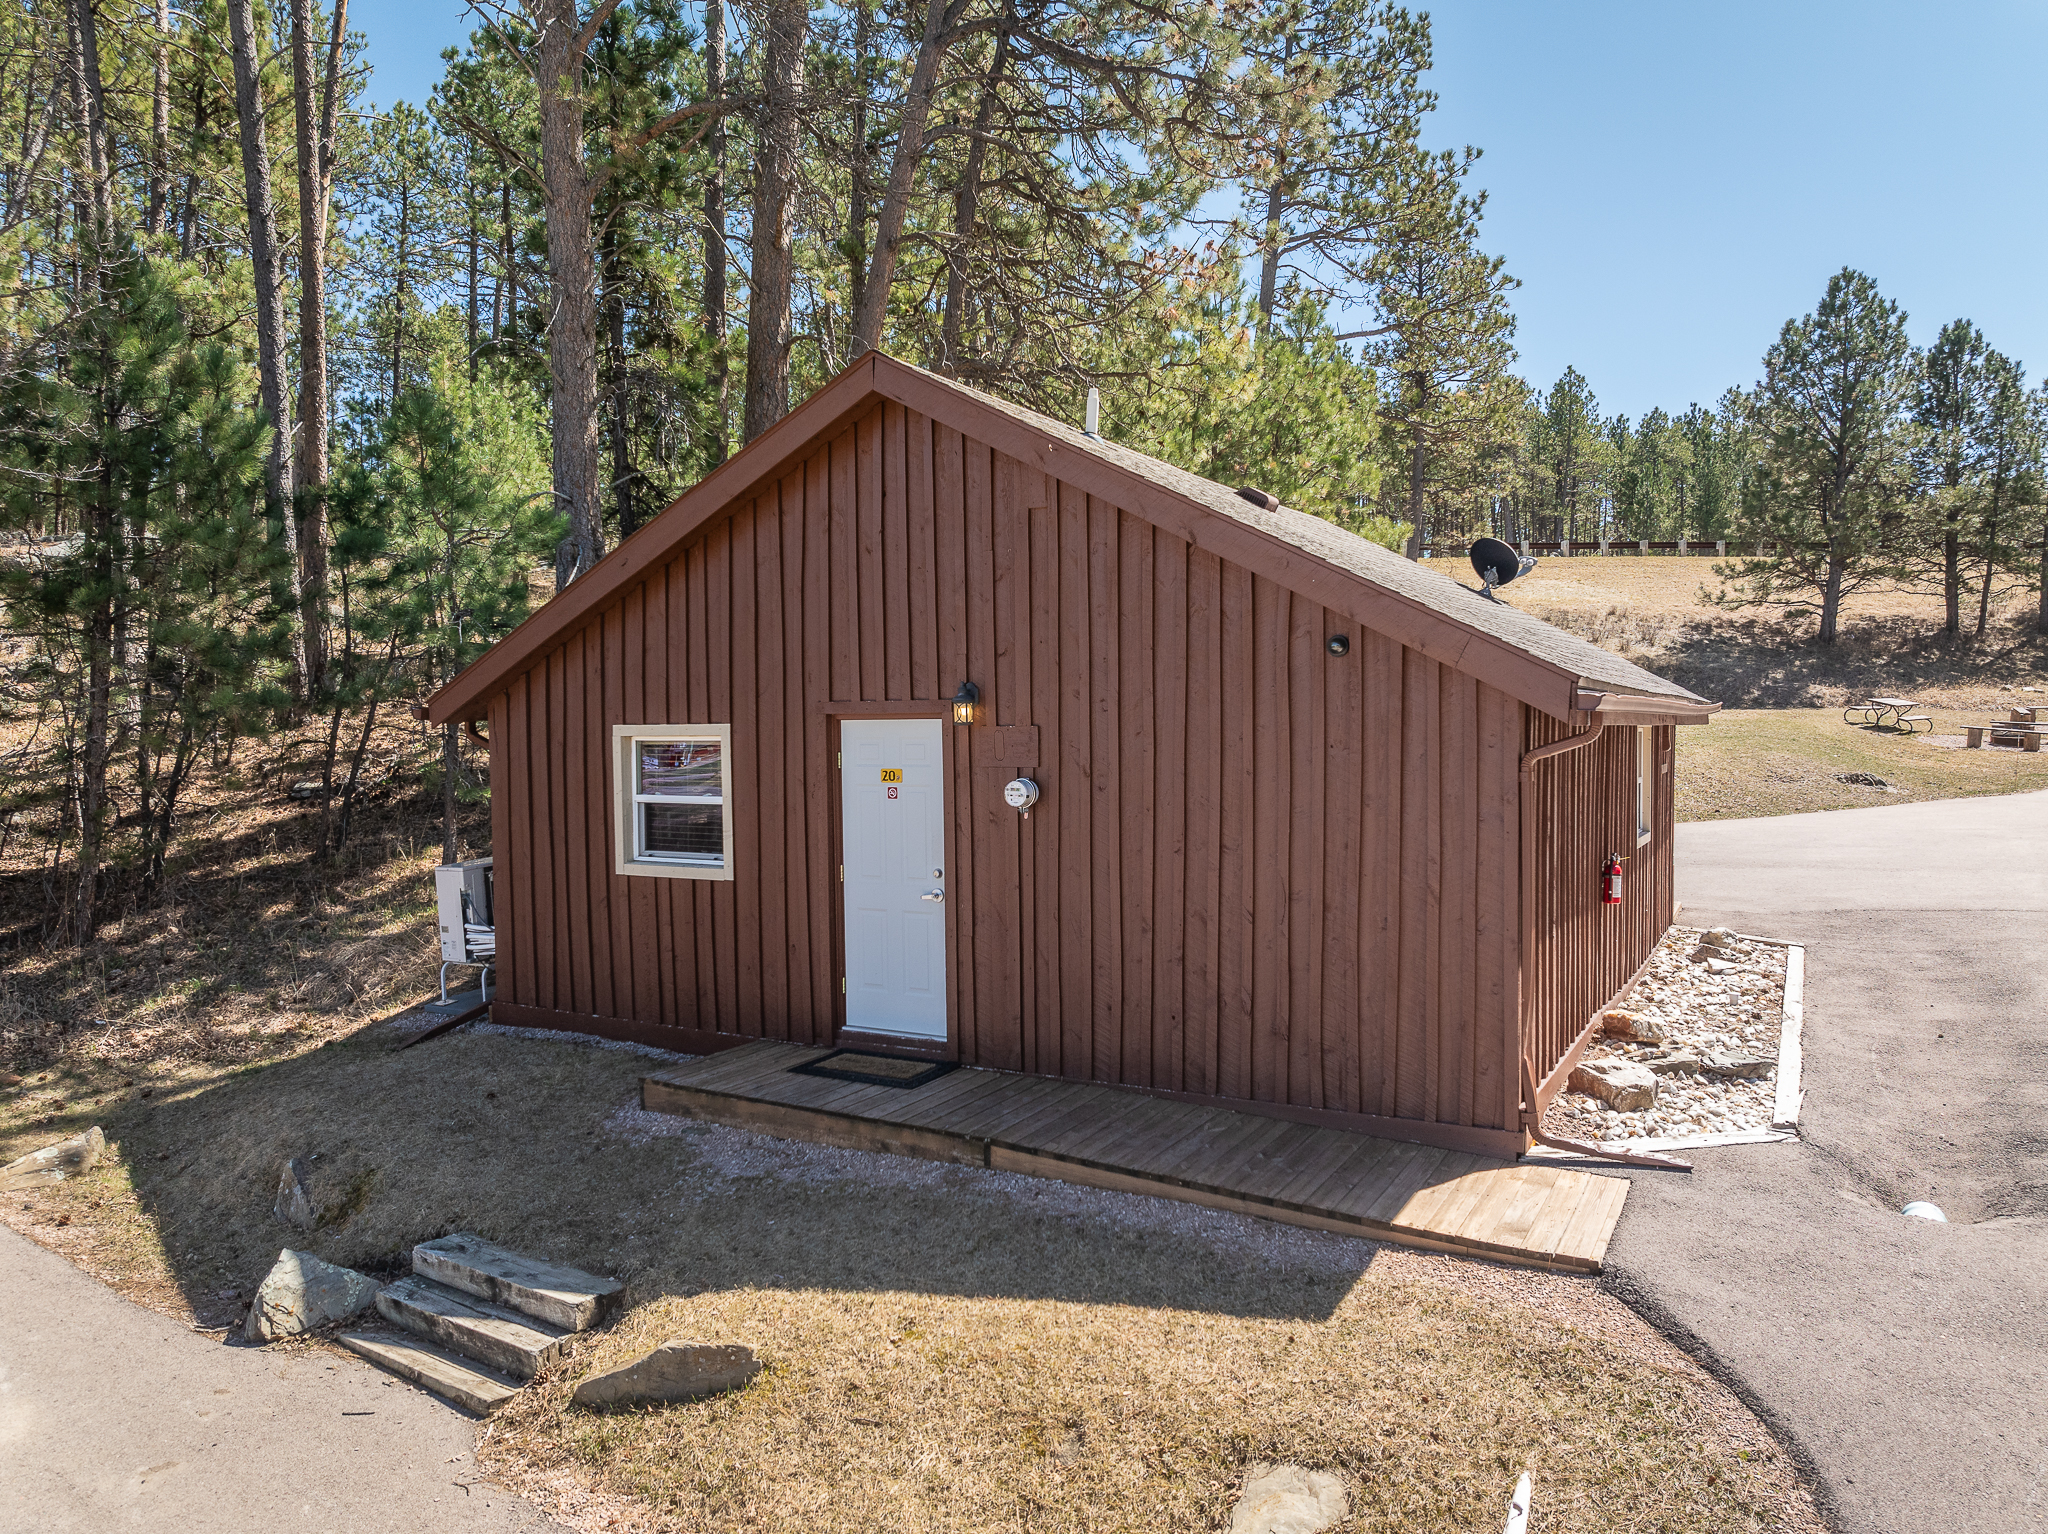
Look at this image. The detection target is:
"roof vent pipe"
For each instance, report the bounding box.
[1083,387,1099,437]
[1236,486,1280,511]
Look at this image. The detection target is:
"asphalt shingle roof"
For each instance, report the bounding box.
[943,373,1709,707]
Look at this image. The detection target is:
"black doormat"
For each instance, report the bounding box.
[790,1050,958,1090]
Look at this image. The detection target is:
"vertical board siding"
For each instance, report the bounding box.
[1522,711,1675,1090]
[491,404,1536,1135]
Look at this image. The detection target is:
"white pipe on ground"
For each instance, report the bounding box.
[1504,1472,1532,1534]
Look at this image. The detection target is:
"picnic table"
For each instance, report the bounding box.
[1967,718,2046,752]
[1845,697,1931,732]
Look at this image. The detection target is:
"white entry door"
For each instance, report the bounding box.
[840,717,949,1041]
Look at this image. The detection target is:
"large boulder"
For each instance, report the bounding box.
[572,1341,760,1408]
[0,1125,105,1192]
[1227,1464,1349,1534]
[243,1249,378,1342]
[1567,1058,1659,1111]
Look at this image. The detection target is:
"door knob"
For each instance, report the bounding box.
[921,890,944,902]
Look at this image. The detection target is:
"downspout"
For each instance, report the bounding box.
[1518,715,1691,1171]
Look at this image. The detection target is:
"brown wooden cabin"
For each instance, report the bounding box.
[427,353,1718,1160]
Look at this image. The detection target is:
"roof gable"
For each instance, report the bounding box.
[428,353,1715,724]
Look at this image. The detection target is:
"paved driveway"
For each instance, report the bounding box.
[0,1226,567,1534]
[1603,791,2048,1534]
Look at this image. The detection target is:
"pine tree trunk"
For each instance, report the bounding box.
[391,181,409,402]
[1943,504,1961,637]
[845,3,872,339]
[498,180,513,338]
[68,0,112,240]
[533,0,603,586]
[603,230,634,537]
[148,0,170,235]
[2037,519,2048,634]
[225,0,305,688]
[1977,490,2001,638]
[72,602,113,946]
[70,369,118,946]
[1256,179,1285,333]
[466,195,479,376]
[702,0,728,462]
[290,0,339,698]
[744,0,806,441]
[442,721,460,865]
[1818,546,1846,644]
[178,60,205,259]
[940,27,1009,375]
[1402,438,1426,560]
[851,0,963,357]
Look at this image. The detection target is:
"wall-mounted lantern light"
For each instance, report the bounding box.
[951,681,980,725]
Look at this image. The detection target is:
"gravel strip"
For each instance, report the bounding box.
[1543,924,1792,1147]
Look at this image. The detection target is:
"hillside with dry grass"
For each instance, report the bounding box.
[1423,555,2048,819]
[1424,554,2048,710]
[0,715,484,1073]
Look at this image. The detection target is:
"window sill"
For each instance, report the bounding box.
[617,857,733,882]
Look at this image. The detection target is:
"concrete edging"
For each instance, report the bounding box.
[1770,944,1806,1130]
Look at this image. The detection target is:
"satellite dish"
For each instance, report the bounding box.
[1470,536,1536,596]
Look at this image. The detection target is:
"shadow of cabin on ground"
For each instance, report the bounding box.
[86,1022,1379,1328]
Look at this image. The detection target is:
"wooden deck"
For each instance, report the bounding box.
[642,1042,1629,1273]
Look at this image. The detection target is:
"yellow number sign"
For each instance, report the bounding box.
[880,768,903,783]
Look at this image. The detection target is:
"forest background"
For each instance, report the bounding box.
[4,0,2047,948]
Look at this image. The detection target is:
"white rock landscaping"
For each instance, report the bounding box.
[1545,925,1794,1147]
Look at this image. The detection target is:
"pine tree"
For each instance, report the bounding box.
[1964,351,2042,637]
[1367,167,1517,558]
[1914,319,1993,637]
[1721,269,1920,645]
[0,253,289,940]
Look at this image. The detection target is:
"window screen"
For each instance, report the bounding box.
[626,734,729,870]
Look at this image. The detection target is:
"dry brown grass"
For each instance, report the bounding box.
[1677,709,2048,820]
[3,1023,1825,1534]
[1420,554,2048,711]
[0,714,484,1074]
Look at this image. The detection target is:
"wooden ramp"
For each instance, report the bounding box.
[642,1043,1628,1273]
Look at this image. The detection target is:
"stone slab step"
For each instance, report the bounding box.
[412,1232,621,1332]
[376,1275,568,1381]
[335,1328,522,1417]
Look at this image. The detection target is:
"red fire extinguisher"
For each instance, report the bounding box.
[1601,855,1625,904]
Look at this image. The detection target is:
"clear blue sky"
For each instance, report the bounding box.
[352,1,2048,421]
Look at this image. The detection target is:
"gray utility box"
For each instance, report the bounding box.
[433,858,495,964]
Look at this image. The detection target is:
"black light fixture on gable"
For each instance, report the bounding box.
[951,681,980,725]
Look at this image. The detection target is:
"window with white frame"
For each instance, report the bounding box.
[1635,726,1652,844]
[613,725,734,880]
